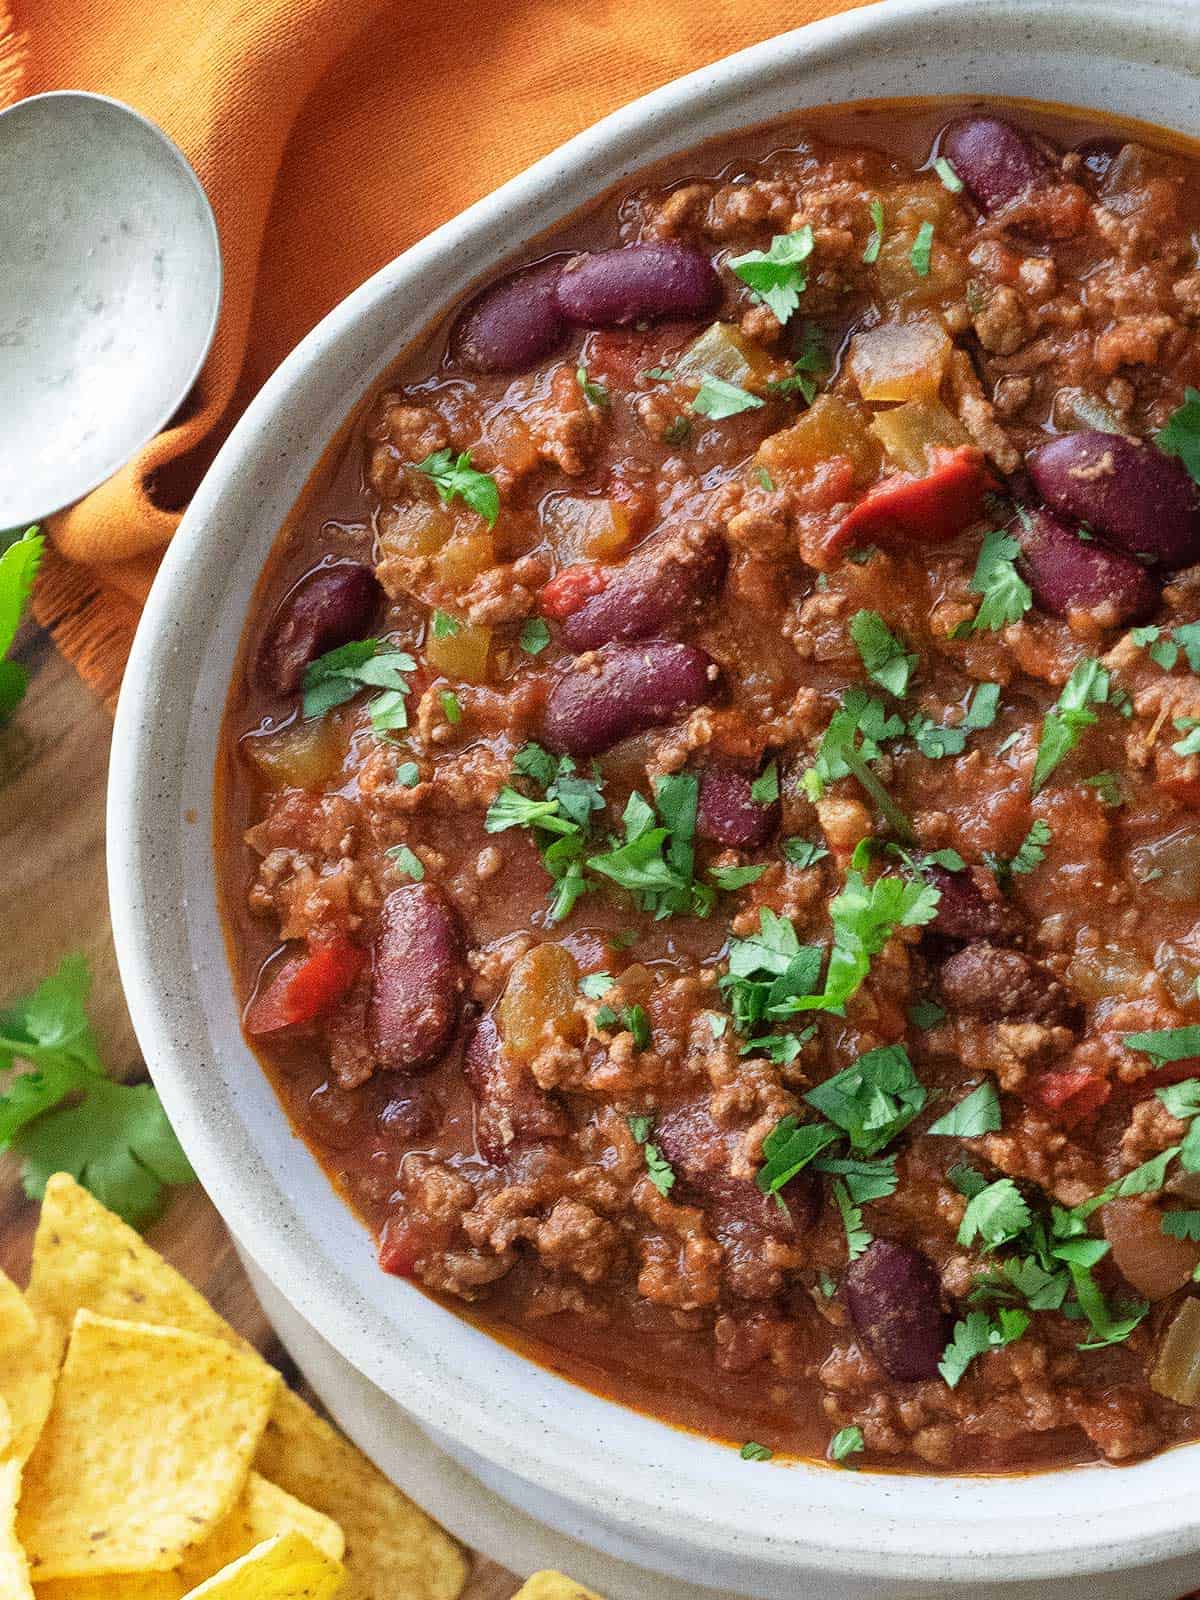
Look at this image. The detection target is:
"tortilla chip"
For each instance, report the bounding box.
[36,1576,186,1599]
[256,1388,467,1600]
[180,1531,344,1599]
[29,1177,467,1600]
[0,1271,59,1466]
[0,1458,32,1600]
[18,1310,278,1579]
[511,1576,606,1600]
[179,1471,344,1589]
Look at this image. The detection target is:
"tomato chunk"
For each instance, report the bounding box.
[539,563,608,621]
[1028,1068,1111,1128]
[831,445,992,553]
[246,936,365,1034]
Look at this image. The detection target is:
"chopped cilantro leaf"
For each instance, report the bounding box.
[626,1113,675,1195]
[440,689,463,724]
[395,761,420,788]
[512,741,558,787]
[414,448,500,526]
[957,1178,1031,1251]
[1174,718,1200,758]
[663,416,692,445]
[728,226,814,324]
[969,530,1032,633]
[691,376,765,420]
[908,998,946,1029]
[850,610,916,698]
[808,689,913,840]
[989,818,1052,887]
[431,609,460,639]
[750,761,780,804]
[1032,657,1109,794]
[755,1115,839,1196]
[933,155,964,192]
[1162,1211,1200,1242]
[386,844,424,881]
[0,525,42,720]
[965,682,1001,728]
[740,1440,773,1462]
[519,616,551,655]
[939,1308,1030,1388]
[1176,622,1200,672]
[1084,771,1123,807]
[804,1043,926,1155]
[862,199,886,264]
[755,466,775,491]
[831,1176,872,1260]
[829,1425,865,1465]
[576,365,609,406]
[927,1080,1002,1137]
[908,714,966,760]
[782,837,829,869]
[1156,387,1200,485]
[302,639,417,732]
[1125,1026,1200,1065]
[709,863,769,891]
[813,1153,898,1203]
[579,972,613,999]
[909,221,935,277]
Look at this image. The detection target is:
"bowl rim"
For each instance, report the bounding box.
[109,0,1200,1583]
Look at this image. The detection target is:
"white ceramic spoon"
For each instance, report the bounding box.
[0,91,221,529]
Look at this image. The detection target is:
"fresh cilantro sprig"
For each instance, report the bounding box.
[728,226,814,324]
[766,323,830,405]
[1032,658,1109,793]
[413,449,500,526]
[485,744,605,921]
[804,1043,926,1155]
[691,377,764,420]
[831,1177,872,1260]
[927,1080,1002,1137]
[1157,388,1200,484]
[0,525,43,720]
[0,955,194,1228]
[829,1425,865,1465]
[862,200,885,265]
[985,818,1052,889]
[627,1113,675,1197]
[938,1308,1030,1388]
[1124,1027,1200,1067]
[850,610,916,698]
[968,530,1032,633]
[803,689,914,841]
[909,221,935,277]
[302,638,417,735]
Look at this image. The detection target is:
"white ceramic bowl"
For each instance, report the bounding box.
[109,3,1200,1595]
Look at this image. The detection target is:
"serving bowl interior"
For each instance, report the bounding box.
[109,0,1200,1591]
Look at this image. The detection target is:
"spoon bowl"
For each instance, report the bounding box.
[0,91,221,529]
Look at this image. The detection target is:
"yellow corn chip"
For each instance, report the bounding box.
[181,1531,344,1600]
[179,1471,344,1589]
[37,1575,186,1599]
[29,1176,467,1600]
[0,1271,59,1465]
[0,1457,33,1600]
[18,1310,278,1579]
[511,1575,606,1600]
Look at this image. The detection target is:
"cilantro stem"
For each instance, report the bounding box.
[841,743,915,843]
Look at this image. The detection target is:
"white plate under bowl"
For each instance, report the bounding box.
[109,2,1200,1596]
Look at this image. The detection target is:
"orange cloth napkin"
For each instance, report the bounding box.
[2,0,878,705]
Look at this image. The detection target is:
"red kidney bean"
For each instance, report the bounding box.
[844,1239,950,1382]
[927,865,1013,943]
[941,116,1050,214]
[696,765,779,850]
[542,641,718,756]
[560,522,728,651]
[450,258,568,374]
[1027,433,1200,569]
[463,1012,568,1163]
[370,885,465,1072]
[555,242,720,328]
[257,563,381,697]
[939,941,1083,1032]
[1017,506,1159,624]
[656,1103,820,1238]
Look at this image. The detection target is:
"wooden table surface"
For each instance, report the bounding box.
[0,621,517,1598]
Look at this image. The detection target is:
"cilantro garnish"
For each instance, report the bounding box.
[0,955,194,1228]
[728,226,814,324]
[709,863,769,891]
[386,844,424,881]
[909,221,935,277]
[485,745,604,921]
[1084,771,1123,807]
[814,1153,899,1203]
[1156,387,1200,484]
[720,907,824,1039]
[755,466,775,491]
[1162,1211,1200,1242]
[938,1308,1030,1388]
[0,525,42,720]
[829,1425,865,1465]
[595,1002,651,1050]
[1125,1026,1200,1065]
[755,1115,839,1196]
[413,449,500,526]
[691,376,765,420]
[831,1176,873,1260]
[957,1178,1031,1251]
[804,1043,926,1155]
[431,609,460,639]
[1031,658,1109,793]
[850,610,916,698]
[740,1440,774,1462]
[519,616,551,656]
[933,155,964,193]
[968,530,1032,632]
[766,323,830,405]
[907,688,1000,759]
[664,415,692,445]
[1174,719,1200,758]
[440,689,463,724]
[805,689,914,840]
[908,998,946,1029]
[576,365,610,407]
[302,639,417,734]
[750,761,780,804]
[1177,622,1200,672]
[862,199,885,265]
[627,1114,675,1196]
[589,775,714,920]
[782,837,829,869]
[395,761,420,788]
[986,818,1051,888]
[579,972,613,999]
[927,1080,1001,1138]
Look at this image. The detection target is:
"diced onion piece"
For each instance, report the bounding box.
[433,530,495,585]
[1129,827,1200,904]
[1103,1199,1200,1301]
[756,394,882,485]
[244,718,344,789]
[540,495,632,563]
[1050,386,1124,435]
[427,621,492,683]
[673,321,776,391]
[377,500,456,561]
[1150,1296,1200,1406]
[1067,944,1147,1002]
[499,943,584,1060]
[869,398,970,475]
[848,318,951,403]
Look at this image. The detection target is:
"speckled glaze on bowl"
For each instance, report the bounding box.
[109,3,1200,1596]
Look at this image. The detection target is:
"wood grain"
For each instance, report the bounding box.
[0,623,517,1599]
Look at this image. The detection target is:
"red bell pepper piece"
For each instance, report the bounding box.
[1028,1068,1111,1128]
[246,935,365,1034]
[539,563,608,621]
[831,445,992,554]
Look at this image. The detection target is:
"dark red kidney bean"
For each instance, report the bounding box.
[450,258,568,374]
[1017,506,1158,624]
[560,522,728,652]
[941,116,1050,214]
[555,242,720,328]
[927,865,1013,943]
[1027,433,1200,569]
[844,1239,951,1382]
[656,1104,820,1238]
[542,641,717,756]
[939,941,1083,1032]
[463,1012,568,1163]
[370,885,465,1072]
[257,563,381,697]
[697,765,779,850]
